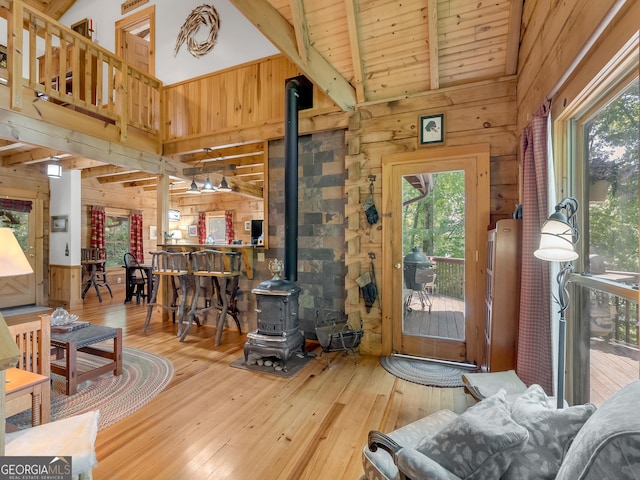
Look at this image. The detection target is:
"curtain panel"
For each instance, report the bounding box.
[130,212,144,263]
[225,211,234,244]
[90,207,106,252]
[198,212,206,244]
[517,102,553,394]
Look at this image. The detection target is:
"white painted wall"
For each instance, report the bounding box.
[60,0,279,85]
[49,170,81,266]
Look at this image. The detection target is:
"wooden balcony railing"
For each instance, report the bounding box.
[431,256,464,300]
[2,0,162,150]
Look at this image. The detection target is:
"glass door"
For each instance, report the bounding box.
[383,146,489,365]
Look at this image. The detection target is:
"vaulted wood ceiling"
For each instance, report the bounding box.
[3,0,523,196]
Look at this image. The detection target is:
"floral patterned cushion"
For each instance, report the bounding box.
[416,390,528,480]
[362,409,459,480]
[503,384,596,480]
[555,380,640,480]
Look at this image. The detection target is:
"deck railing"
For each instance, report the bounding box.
[431,256,464,300]
[3,0,162,147]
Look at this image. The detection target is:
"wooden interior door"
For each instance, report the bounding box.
[382,145,490,366]
[115,5,154,127]
[0,207,36,308]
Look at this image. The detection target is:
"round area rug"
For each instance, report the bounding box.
[8,347,173,431]
[379,356,467,388]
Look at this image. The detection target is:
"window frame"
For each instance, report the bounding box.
[552,37,639,405]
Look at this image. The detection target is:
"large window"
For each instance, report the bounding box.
[561,61,638,405]
[105,213,130,268]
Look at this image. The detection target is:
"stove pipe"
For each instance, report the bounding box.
[284,78,300,282]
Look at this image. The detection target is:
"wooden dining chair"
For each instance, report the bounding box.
[123,252,148,304]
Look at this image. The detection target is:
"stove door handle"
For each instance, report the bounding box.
[255,309,262,313]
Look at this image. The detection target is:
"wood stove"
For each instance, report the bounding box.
[244,277,305,371]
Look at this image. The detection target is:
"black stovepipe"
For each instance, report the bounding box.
[284,78,299,282]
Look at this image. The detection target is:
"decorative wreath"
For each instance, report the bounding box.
[174,4,221,58]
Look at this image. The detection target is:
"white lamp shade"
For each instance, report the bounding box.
[0,228,34,277]
[170,229,183,240]
[534,219,579,261]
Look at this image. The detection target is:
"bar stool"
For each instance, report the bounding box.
[181,249,242,345]
[143,251,192,336]
[81,247,113,302]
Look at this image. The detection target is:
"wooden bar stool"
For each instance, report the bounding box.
[81,247,113,302]
[182,249,242,345]
[143,251,193,336]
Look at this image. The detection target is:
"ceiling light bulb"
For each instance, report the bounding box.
[202,176,216,192]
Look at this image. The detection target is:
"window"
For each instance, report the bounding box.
[558,47,638,405]
[206,211,226,244]
[105,213,130,268]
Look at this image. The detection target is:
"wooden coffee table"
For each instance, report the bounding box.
[50,324,123,395]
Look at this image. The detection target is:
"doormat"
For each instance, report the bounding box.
[1,306,52,317]
[230,352,315,378]
[379,356,467,388]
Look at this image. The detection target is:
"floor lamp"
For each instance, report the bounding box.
[534,197,580,409]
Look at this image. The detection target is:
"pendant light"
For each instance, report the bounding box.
[47,156,62,178]
[201,176,216,192]
[217,175,231,192]
[186,177,201,194]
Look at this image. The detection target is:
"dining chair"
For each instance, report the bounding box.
[123,252,148,304]
[182,249,242,345]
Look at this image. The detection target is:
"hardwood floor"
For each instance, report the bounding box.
[7,289,474,480]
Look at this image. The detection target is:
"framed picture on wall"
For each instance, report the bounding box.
[149,226,157,240]
[51,215,68,233]
[188,225,198,237]
[244,221,251,232]
[419,113,444,145]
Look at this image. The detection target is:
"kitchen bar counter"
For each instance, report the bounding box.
[158,243,255,279]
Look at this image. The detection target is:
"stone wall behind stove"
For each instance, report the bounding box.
[261,128,348,337]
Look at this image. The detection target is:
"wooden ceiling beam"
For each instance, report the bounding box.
[176,142,265,163]
[228,0,356,111]
[97,172,157,184]
[289,0,309,62]
[81,165,136,179]
[344,0,365,103]
[1,147,61,165]
[428,0,440,90]
[505,0,523,75]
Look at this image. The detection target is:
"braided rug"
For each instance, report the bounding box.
[379,356,466,388]
[8,347,173,431]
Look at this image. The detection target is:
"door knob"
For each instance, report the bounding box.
[394,263,402,269]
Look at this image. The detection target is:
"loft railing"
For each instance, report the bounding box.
[2,0,162,148]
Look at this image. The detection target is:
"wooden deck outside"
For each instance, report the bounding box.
[590,337,639,406]
[403,292,465,340]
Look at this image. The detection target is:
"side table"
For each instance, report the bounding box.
[51,325,122,395]
[5,368,51,426]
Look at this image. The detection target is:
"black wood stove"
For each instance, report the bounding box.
[243,76,312,371]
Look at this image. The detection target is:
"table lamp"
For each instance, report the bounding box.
[0,227,34,453]
[534,197,580,408]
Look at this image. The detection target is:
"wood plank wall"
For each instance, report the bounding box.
[345,77,519,356]
[516,0,632,131]
[162,55,337,142]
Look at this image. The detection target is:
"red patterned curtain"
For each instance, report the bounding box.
[130,212,144,263]
[90,207,106,250]
[198,212,206,244]
[225,210,234,244]
[517,102,553,394]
